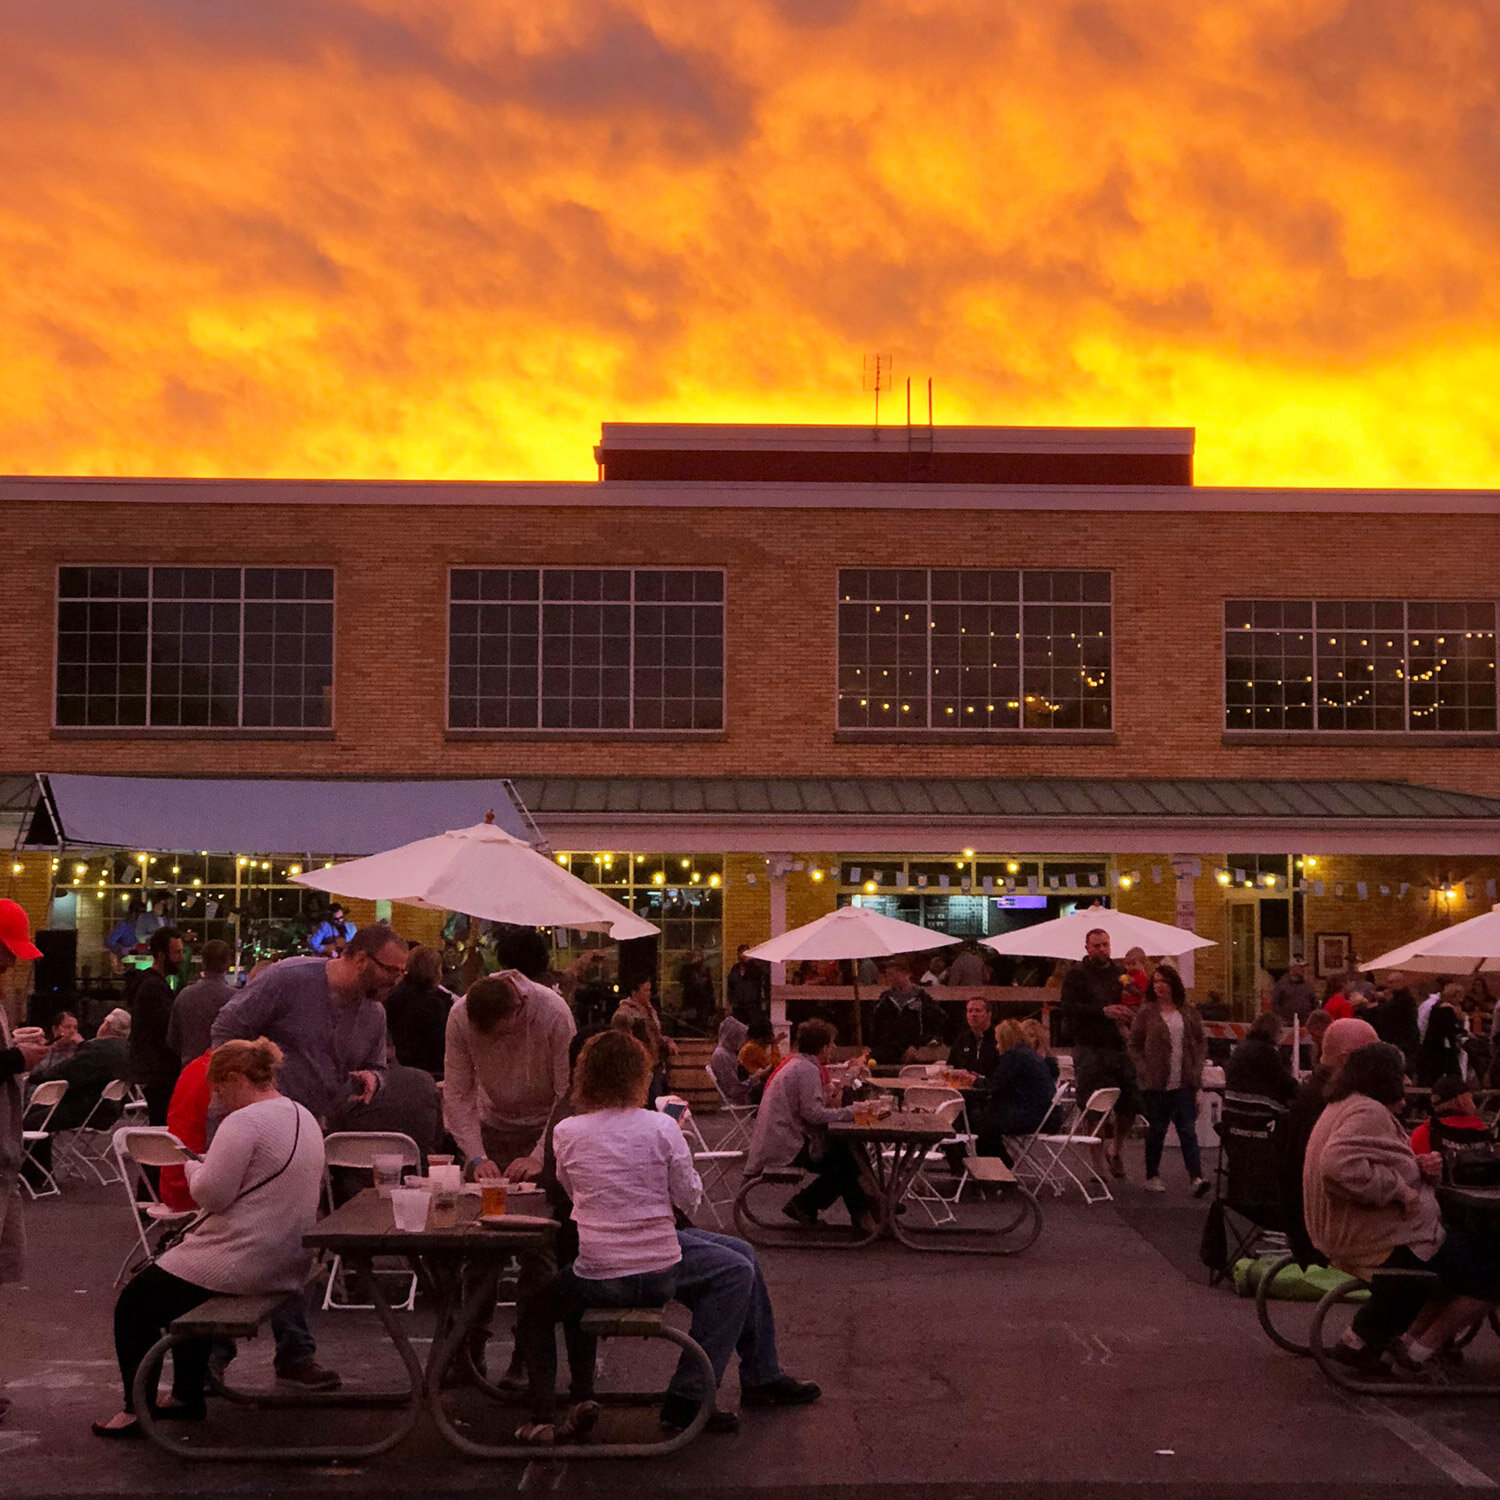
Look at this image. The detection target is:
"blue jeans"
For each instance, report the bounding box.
[669,1229,780,1401]
[518,1264,678,1423]
[1143,1087,1203,1180]
[271,1287,317,1367]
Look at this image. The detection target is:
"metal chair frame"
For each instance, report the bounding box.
[1011,1086,1120,1204]
[320,1132,423,1313]
[20,1079,69,1199]
[113,1128,197,1285]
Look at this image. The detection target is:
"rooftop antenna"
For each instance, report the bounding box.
[862,353,891,425]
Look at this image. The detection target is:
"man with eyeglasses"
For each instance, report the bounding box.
[211,922,406,1389]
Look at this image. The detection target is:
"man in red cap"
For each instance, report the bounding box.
[1,898,46,1425]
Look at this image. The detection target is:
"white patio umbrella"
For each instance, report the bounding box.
[979,906,1216,960]
[747,904,957,1044]
[1360,905,1500,975]
[291,818,658,939]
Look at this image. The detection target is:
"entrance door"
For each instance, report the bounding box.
[1227,899,1260,1015]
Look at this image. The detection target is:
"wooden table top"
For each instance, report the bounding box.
[305,1187,556,1255]
[1438,1183,1500,1213]
[830,1111,953,1144]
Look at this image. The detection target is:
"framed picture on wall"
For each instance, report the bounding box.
[1316,931,1352,978]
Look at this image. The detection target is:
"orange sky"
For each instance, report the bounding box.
[3,0,1498,487]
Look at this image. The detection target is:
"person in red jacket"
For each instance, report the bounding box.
[159,1050,212,1212]
[1409,1075,1489,1156]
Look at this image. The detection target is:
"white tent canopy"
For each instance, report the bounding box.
[747,904,958,964]
[291,819,657,940]
[1361,905,1500,975]
[980,907,1215,961]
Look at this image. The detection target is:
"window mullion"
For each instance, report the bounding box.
[236,568,246,729]
[534,571,544,732]
[924,571,933,728]
[628,569,637,731]
[145,570,156,729]
[1310,602,1320,732]
[1402,600,1412,732]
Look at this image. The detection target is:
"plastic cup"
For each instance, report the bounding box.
[373,1154,404,1197]
[391,1187,430,1233]
[428,1154,455,1168]
[481,1182,507,1216]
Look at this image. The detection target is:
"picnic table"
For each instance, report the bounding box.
[828,1112,1041,1255]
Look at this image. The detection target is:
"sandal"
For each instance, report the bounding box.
[555,1400,600,1440]
[514,1421,556,1445]
[91,1418,144,1441]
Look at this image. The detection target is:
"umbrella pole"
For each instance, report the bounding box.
[852,978,863,1048]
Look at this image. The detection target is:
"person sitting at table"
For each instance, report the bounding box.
[868,962,946,1067]
[514,1029,708,1444]
[972,1021,1058,1164]
[947,997,998,1079]
[1304,1041,1500,1373]
[1225,1012,1299,1105]
[1408,1074,1490,1156]
[745,1019,875,1235]
[91,1038,325,1438]
[709,1015,751,1105]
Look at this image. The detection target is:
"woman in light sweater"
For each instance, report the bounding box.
[514,1028,704,1445]
[92,1039,325,1438]
[1304,1042,1500,1373]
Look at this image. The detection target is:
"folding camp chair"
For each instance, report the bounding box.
[1207,1091,1289,1287]
[320,1131,422,1311]
[897,1087,968,1225]
[658,1096,744,1228]
[20,1079,68,1199]
[703,1064,758,1150]
[113,1129,197,1285]
[1011,1086,1120,1204]
[54,1077,131,1186]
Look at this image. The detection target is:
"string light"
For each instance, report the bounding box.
[10,862,21,876]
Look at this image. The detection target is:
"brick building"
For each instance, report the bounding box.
[3,420,1499,1020]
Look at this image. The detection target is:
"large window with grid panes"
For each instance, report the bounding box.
[54,567,334,729]
[1224,599,1499,732]
[837,568,1112,730]
[448,568,725,732]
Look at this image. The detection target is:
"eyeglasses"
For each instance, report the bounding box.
[367,954,405,981]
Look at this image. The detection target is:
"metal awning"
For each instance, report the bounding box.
[508,776,1500,857]
[24,775,536,856]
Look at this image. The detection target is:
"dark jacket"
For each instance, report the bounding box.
[29,1037,130,1132]
[383,978,453,1078]
[128,969,182,1088]
[948,1027,999,1078]
[1060,956,1126,1012]
[1224,1035,1298,1104]
[1277,1071,1330,1267]
[1416,1006,1465,1087]
[869,988,947,1066]
[328,1062,444,1158]
[976,1045,1057,1139]
[1375,990,1422,1069]
[725,960,769,1021]
[1128,1001,1207,1093]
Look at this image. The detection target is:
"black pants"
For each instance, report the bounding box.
[114,1263,216,1415]
[790,1140,869,1223]
[1351,1245,1433,1348]
[143,1082,174,1127]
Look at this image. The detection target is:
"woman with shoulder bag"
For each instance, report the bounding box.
[1128,965,1211,1197]
[92,1038,325,1438]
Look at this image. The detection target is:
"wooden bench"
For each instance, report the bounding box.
[171,1292,288,1340]
[756,1166,806,1186]
[579,1307,670,1338]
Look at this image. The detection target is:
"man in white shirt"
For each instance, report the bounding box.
[444,971,575,1182]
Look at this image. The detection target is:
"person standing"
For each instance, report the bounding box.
[166,938,235,1066]
[211,924,405,1391]
[944,941,988,988]
[1270,958,1317,1025]
[868,961,945,1066]
[382,945,455,1078]
[1129,965,1210,1196]
[1,900,46,1426]
[129,927,184,1124]
[443,970,575,1182]
[677,950,717,1033]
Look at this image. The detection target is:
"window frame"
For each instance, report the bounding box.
[835,567,1114,735]
[52,564,337,734]
[1222,597,1500,737]
[445,565,727,736]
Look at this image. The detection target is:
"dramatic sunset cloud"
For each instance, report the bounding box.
[2,0,1498,485]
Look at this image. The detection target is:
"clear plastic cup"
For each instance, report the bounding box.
[373,1154,404,1197]
[391,1187,431,1233]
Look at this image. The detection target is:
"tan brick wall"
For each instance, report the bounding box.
[3,498,1499,793]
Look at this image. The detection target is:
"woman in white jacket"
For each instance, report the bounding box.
[93,1038,325,1438]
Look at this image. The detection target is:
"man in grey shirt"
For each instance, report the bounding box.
[212,926,404,1122]
[210,923,406,1390]
[1270,958,1317,1024]
[167,938,236,1064]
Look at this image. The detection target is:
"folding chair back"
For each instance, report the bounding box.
[898,1065,930,1079]
[20,1079,70,1198]
[703,1064,759,1147]
[1073,1087,1122,1142]
[322,1131,422,1172]
[113,1128,195,1284]
[54,1077,131,1186]
[656,1096,744,1228]
[1013,1086,1121,1204]
[119,1127,193,1171]
[24,1078,68,1124]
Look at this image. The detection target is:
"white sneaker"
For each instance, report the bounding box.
[1144,1177,1166,1193]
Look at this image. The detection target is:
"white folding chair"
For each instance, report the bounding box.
[657,1097,744,1228]
[114,1128,197,1285]
[54,1078,131,1186]
[898,1065,930,1079]
[897,1089,968,1226]
[20,1080,68,1199]
[320,1131,422,1312]
[703,1064,758,1149]
[1012,1086,1120,1205]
